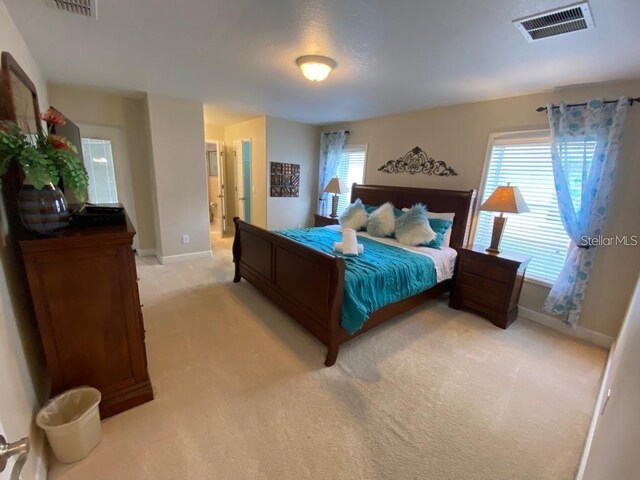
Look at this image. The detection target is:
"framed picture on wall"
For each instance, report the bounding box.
[270,162,300,197]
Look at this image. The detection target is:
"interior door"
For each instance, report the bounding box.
[233,141,245,221]
[216,142,226,237]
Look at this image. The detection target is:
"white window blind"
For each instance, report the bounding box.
[335,146,366,215]
[82,138,118,204]
[475,134,573,285]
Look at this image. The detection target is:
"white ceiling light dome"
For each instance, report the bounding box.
[296,55,337,82]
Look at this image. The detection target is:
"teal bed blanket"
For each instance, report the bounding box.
[276,228,437,335]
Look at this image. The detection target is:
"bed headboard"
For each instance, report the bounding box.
[350,184,477,249]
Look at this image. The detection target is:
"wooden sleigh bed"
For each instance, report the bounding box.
[232,184,476,367]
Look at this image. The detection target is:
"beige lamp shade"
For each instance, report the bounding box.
[479,185,530,214]
[323,177,348,195]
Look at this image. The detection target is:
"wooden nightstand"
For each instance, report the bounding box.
[314,214,340,227]
[449,245,531,329]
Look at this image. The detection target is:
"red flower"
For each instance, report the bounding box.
[41,108,66,126]
[48,134,70,150]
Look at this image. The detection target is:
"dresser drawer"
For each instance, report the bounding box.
[461,255,512,283]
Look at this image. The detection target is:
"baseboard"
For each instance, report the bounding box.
[136,248,156,257]
[518,307,613,349]
[157,250,212,264]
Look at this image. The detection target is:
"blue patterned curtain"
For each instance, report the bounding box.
[317,131,349,214]
[544,97,629,327]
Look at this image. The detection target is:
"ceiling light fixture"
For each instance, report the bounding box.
[296,55,336,82]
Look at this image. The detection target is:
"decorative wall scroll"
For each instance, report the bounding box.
[270,162,300,197]
[378,146,458,176]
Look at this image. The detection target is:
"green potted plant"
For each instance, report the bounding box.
[0,108,88,236]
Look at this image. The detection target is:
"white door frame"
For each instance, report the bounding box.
[233,140,251,222]
[205,139,227,238]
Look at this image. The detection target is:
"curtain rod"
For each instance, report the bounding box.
[536,97,640,112]
[322,130,350,135]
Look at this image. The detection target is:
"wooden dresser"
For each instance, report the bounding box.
[20,215,153,418]
[449,245,531,329]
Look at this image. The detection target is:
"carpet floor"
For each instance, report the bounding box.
[49,237,606,480]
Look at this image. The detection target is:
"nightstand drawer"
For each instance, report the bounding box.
[460,285,505,310]
[461,256,512,283]
[459,272,508,297]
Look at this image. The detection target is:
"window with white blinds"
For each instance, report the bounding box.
[474,133,572,285]
[335,146,366,215]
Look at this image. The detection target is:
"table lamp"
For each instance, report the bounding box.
[323,177,348,218]
[479,184,529,254]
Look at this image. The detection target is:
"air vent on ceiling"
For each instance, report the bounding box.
[45,0,97,19]
[513,2,593,42]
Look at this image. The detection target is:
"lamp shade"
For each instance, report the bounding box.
[323,177,348,194]
[479,185,530,214]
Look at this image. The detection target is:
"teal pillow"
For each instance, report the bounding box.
[420,219,453,249]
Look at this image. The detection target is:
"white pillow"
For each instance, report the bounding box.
[427,212,455,247]
[395,204,436,246]
[367,202,396,237]
[339,200,369,231]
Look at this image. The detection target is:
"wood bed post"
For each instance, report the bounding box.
[232,217,241,283]
[325,256,345,367]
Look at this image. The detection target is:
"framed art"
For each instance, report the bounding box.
[270,162,300,197]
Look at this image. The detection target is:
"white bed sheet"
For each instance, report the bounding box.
[325,225,457,283]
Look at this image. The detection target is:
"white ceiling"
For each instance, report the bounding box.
[5,0,640,125]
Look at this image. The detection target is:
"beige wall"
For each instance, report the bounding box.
[580,277,640,479]
[324,79,640,338]
[0,1,49,477]
[266,117,319,230]
[47,84,156,252]
[224,117,267,229]
[205,123,224,141]
[146,94,210,260]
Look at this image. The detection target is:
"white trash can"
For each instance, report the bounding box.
[36,386,102,463]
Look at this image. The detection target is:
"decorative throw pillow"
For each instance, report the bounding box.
[365,204,404,218]
[395,204,436,246]
[420,219,454,249]
[339,199,368,231]
[367,202,396,237]
[427,212,455,247]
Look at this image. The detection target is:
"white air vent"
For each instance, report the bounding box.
[45,0,97,18]
[513,2,593,42]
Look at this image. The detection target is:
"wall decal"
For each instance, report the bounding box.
[378,146,458,176]
[270,162,300,197]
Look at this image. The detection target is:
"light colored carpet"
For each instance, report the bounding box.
[49,237,606,480]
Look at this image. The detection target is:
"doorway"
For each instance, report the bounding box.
[205,140,226,239]
[233,139,251,223]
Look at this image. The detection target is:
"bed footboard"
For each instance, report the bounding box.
[233,218,345,366]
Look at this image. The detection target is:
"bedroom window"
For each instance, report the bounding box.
[336,146,367,215]
[81,137,118,203]
[475,132,577,285]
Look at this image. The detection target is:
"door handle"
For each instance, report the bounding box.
[239,197,246,201]
[217,195,224,198]
[0,435,30,479]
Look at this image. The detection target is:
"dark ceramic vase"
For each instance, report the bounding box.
[18,182,70,236]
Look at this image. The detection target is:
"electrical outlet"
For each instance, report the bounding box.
[182,234,190,244]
